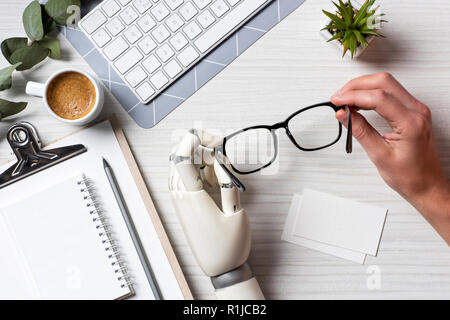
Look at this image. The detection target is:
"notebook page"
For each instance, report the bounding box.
[0,175,130,300]
[0,120,184,299]
[0,216,39,299]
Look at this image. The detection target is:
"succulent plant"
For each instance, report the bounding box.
[322,0,386,58]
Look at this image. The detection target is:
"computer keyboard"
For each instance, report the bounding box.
[79,0,271,104]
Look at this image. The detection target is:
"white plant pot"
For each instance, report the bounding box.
[320,0,381,58]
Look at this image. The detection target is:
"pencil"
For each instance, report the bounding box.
[103,157,162,300]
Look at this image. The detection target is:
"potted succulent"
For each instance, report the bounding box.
[320,0,386,58]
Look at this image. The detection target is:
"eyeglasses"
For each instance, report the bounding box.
[214,102,352,191]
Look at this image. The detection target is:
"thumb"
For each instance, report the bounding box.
[336,109,389,163]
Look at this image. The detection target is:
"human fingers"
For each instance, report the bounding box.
[332,89,411,129]
[335,72,427,115]
[336,109,389,163]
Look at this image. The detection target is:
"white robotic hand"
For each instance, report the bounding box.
[169,129,264,300]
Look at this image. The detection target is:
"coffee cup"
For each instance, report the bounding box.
[25,68,104,125]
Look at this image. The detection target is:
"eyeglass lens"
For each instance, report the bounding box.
[224,128,276,173]
[287,105,340,150]
[224,105,341,173]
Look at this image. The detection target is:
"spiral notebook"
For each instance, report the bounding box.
[0,118,192,300]
[0,174,133,300]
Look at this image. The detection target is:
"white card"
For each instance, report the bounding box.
[282,194,366,264]
[293,189,388,256]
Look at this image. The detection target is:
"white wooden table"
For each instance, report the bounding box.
[1,0,449,299]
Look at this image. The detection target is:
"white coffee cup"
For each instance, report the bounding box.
[25,68,104,125]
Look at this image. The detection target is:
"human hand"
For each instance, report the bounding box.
[331,72,450,244]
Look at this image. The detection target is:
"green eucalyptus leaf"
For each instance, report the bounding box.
[44,0,81,25]
[41,4,56,34]
[0,99,27,120]
[10,43,50,71]
[23,0,44,41]
[0,63,22,91]
[1,38,28,63]
[37,36,61,59]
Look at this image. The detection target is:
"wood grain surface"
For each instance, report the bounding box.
[0,0,449,299]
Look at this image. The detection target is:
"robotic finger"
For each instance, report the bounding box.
[169,129,264,300]
[169,129,240,215]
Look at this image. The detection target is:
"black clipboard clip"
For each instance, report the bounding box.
[0,121,87,189]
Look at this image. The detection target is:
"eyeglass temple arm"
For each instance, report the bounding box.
[334,104,352,154]
[215,155,246,192]
[345,106,352,154]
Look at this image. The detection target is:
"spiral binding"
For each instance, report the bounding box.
[77,175,132,289]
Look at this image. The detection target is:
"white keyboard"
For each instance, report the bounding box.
[79,0,271,104]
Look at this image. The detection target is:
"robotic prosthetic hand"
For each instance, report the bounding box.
[169,129,264,300]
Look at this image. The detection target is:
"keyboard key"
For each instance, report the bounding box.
[92,28,111,47]
[210,0,229,17]
[226,0,240,5]
[80,0,270,104]
[155,43,174,62]
[119,6,139,24]
[135,82,155,101]
[164,0,184,10]
[133,0,153,13]
[170,32,188,51]
[138,35,157,54]
[150,71,169,89]
[80,10,107,34]
[179,2,198,21]
[124,25,143,43]
[183,21,202,40]
[166,13,184,32]
[193,0,212,10]
[114,47,143,73]
[164,59,182,78]
[194,0,267,53]
[102,0,121,17]
[152,25,170,43]
[177,45,199,67]
[125,66,147,87]
[137,14,156,32]
[103,36,129,60]
[197,10,215,28]
[142,55,161,73]
[106,17,125,36]
[151,3,170,21]
[118,0,132,5]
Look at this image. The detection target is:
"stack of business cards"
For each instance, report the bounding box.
[282,189,388,264]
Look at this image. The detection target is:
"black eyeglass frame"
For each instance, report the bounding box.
[214,102,351,191]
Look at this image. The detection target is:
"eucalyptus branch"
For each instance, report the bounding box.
[0,0,81,120]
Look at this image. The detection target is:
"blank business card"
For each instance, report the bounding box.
[293,189,388,256]
[282,194,366,264]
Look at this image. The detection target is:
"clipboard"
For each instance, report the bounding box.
[0,115,193,300]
